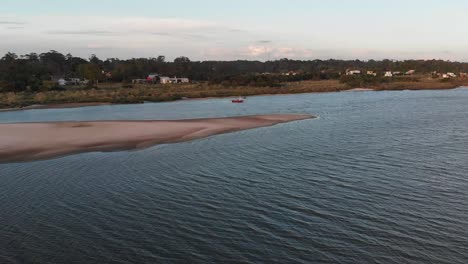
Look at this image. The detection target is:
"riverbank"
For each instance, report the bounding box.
[0,114,314,163]
[0,79,466,111]
[0,102,111,112]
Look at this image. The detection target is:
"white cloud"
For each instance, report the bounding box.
[1,13,468,61]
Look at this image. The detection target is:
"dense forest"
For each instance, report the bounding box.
[1,50,468,92]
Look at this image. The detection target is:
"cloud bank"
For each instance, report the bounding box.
[1,14,468,61]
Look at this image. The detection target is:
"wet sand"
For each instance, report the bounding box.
[0,114,314,163]
[0,102,112,112]
[344,88,375,92]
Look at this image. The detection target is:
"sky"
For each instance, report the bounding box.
[1,0,468,61]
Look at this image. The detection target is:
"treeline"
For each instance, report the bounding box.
[1,50,468,92]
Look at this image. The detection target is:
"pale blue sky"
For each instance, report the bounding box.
[1,0,468,61]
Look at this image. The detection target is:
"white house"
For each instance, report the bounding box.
[405,70,416,75]
[447,72,457,78]
[346,70,361,76]
[58,78,67,86]
[57,78,88,86]
[367,71,377,76]
[160,77,172,84]
[176,78,190,83]
[159,77,190,84]
[384,71,393,77]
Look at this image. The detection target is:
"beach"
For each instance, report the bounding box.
[0,114,314,163]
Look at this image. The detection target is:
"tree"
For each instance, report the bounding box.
[77,63,102,85]
[174,56,190,63]
[156,56,165,63]
[89,54,103,65]
[22,53,39,62]
[1,52,18,63]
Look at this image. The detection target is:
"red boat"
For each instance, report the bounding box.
[232,97,245,103]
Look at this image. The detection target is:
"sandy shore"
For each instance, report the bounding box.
[0,102,112,112]
[0,114,314,163]
[344,88,375,92]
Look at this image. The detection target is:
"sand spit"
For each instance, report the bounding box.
[0,114,314,163]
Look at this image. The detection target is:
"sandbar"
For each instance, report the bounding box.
[0,114,314,163]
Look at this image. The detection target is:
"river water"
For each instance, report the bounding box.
[1,89,468,263]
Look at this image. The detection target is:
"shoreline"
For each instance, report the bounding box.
[0,102,111,112]
[0,114,315,163]
[1,85,466,112]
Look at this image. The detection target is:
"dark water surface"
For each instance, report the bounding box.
[1,89,468,263]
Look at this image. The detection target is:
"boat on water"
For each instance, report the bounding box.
[232,97,245,103]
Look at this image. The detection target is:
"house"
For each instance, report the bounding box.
[57,77,88,86]
[446,72,457,78]
[384,71,393,77]
[367,71,377,76]
[393,71,403,76]
[160,77,172,84]
[460,72,468,78]
[69,78,81,85]
[146,73,160,82]
[346,70,361,76]
[283,71,298,76]
[405,70,416,75]
[57,78,67,86]
[442,73,457,79]
[159,77,190,84]
[175,77,190,83]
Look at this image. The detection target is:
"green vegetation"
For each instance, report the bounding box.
[1,50,468,109]
[1,78,465,110]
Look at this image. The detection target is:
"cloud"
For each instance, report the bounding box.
[151,32,172,36]
[86,44,108,49]
[0,21,26,25]
[229,29,247,33]
[242,45,316,59]
[245,45,271,57]
[46,30,119,36]
[151,31,208,40]
[3,14,466,61]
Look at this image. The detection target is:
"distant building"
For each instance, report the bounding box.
[283,71,298,76]
[146,73,160,82]
[460,72,468,78]
[159,77,190,84]
[405,70,416,75]
[175,77,190,83]
[160,77,172,84]
[367,71,377,76]
[393,71,403,76]
[57,78,88,86]
[384,71,393,77]
[69,78,81,85]
[346,70,361,76]
[445,72,457,78]
[58,78,67,86]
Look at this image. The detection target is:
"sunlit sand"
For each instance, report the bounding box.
[0,114,314,163]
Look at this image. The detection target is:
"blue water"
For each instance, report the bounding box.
[1,89,468,263]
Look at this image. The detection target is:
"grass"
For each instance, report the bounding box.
[1,78,467,109]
